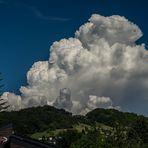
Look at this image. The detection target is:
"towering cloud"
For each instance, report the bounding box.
[54,88,72,112]
[1,14,148,114]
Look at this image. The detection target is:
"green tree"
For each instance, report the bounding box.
[0,73,9,111]
[57,129,81,148]
[126,127,141,148]
[71,127,106,148]
[0,72,4,96]
[103,124,127,148]
[132,117,148,144]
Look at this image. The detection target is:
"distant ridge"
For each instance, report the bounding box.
[0,105,147,135]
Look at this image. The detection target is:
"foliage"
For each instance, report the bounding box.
[0,105,147,147]
[56,129,81,148]
[0,72,4,96]
[86,108,142,127]
[0,73,9,111]
[57,123,148,148]
[0,105,74,134]
[131,117,148,143]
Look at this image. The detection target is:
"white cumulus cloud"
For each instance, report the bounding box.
[1,14,148,115]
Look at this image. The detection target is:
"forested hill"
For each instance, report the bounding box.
[86,108,147,127]
[0,105,147,135]
[0,106,74,134]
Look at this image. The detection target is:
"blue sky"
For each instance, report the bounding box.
[0,0,148,94]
